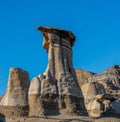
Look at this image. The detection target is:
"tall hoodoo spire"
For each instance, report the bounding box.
[29,26,87,116]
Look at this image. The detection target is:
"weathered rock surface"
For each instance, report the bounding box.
[28,26,87,116]
[82,82,105,101]
[75,68,95,86]
[79,65,120,118]
[88,65,120,92]
[0,96,3,101]
[0,68,30,117]
[81,82,105,118]
[28,77,45,116]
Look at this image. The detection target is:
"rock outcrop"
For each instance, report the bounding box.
[29,26,87,116]
[78,65,120,118]
[81,82,105,118]
[88,65,120,92]
[0,68,30,117]
[75,68,95,86]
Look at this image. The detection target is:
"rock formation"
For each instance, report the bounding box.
[88,65,120,91]
[29,26,87,116]
[0,68,30,117]
[81,82,105,118]
[76,65,120,118]
[0,26,119,121]
[75,68,95,86]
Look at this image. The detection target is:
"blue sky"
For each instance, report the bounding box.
[0,0,120,95]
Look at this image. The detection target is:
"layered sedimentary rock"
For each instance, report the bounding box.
[79,65,120,118]
[0,68,30,117]
[29,26,87,116]
[88,65,120,91]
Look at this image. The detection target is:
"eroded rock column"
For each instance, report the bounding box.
[0,68,30,117]
[29,26,87,116]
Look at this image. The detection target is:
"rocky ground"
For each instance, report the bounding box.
[4,115,120,122]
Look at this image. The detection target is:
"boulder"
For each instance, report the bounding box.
[81,82,105,118]
[89,99,104,118]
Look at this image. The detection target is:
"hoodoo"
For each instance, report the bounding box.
[28,26,87,116]
[0,26,120,121]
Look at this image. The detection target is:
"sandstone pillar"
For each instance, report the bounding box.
[29,26,87,115]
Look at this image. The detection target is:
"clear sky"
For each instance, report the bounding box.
[0,0,120,95]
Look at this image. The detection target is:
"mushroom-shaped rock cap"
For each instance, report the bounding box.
[37,26,76,47]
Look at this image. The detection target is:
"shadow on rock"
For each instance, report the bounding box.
[0,113,6,122]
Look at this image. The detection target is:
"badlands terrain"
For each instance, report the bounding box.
[0,26,120,122]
